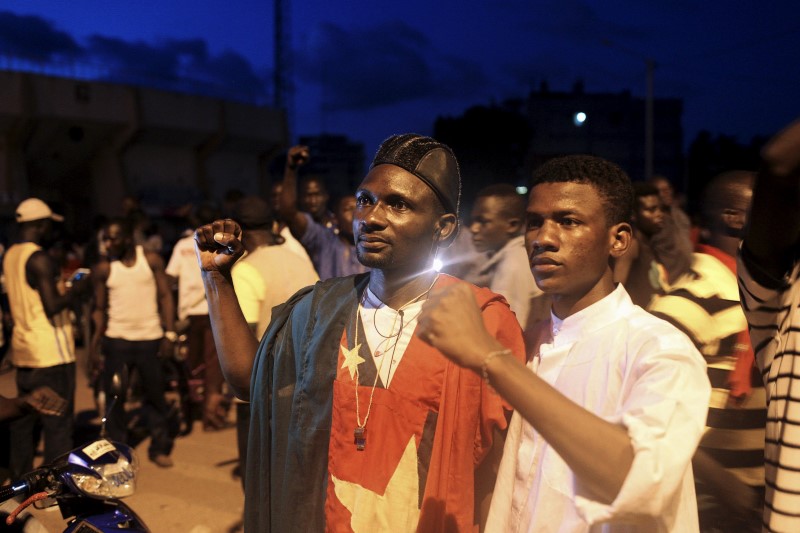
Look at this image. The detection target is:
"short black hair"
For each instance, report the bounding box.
[105,216,134,238]
[475,183,526,220]
[300,175,328,193]
[702,170,755,219]
[633,181,660,200]
[530,155,634,225]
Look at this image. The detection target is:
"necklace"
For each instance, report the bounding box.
[351,274,439,451]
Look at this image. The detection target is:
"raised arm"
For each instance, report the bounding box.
[195,219,258,400]
[418,283,633,504]
[743,118,800,279]
[276,145,311,241]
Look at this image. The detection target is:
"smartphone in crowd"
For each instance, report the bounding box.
[66,268,91,288]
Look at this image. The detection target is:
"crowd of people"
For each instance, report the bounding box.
[1,116,800,532]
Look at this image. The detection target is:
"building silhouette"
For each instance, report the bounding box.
[524,80,683,183]
[0,70,287,236]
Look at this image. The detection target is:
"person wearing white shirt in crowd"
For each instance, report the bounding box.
[166,203,230,430]
[418,154,711,532]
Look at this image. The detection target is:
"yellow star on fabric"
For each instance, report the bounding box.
[340,343,365,381]
[332,436,420,533]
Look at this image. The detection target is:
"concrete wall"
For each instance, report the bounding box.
[0,70,287,236]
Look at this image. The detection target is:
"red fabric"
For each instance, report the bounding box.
[696,244,755,399]
[324,275,526,532]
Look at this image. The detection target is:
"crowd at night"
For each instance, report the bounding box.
[2,2,800,532]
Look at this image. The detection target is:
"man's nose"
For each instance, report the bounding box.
[527,220,558,252]
[536,220,559,246]
[358,202,386,228]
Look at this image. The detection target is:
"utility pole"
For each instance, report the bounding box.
[274,0,292,136]
[602,40,657,181]
[645,58,655,182]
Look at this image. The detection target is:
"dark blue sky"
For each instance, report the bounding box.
[2,0,799,156]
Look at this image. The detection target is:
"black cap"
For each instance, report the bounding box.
[370,134,461,216]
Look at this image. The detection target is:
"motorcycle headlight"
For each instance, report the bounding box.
[70,451,139,499]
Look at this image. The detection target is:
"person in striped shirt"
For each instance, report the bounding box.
[738,117,800,532]
[649,170,764,531]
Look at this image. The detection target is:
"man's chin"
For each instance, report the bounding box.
[356,251,389,270]
[531,274,558,293]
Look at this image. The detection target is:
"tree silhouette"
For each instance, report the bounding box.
[434,103,531,206]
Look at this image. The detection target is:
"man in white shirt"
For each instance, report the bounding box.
[166,204,230,430]
[419,154,711,532]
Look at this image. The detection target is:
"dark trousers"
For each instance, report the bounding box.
[9,362,75,478]
[101,337,173,458]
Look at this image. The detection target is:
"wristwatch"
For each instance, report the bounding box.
[164,331,179,342]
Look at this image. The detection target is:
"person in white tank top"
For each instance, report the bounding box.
[90,217,177,468]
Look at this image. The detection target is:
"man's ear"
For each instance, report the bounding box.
[507,216,523,236]
[436,213,459,246]
[609,222,632,258]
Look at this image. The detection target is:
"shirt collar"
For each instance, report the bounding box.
[549,284,632,346]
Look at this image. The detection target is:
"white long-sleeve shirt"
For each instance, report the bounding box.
[487,284,710,532]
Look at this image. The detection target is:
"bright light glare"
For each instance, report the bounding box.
[574,112,587,126]
[516,186,528,195]
[432,258,443,272]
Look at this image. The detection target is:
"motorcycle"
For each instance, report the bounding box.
[0,373,149,532]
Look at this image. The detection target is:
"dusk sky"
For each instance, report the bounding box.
[2,0,799,157]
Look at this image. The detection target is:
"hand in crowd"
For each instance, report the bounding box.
[194,219,246,274]
[68,272,93,298]
[159,337,176,360]
[286,145,310,170]
[22,386,68,416]
[418,282,500,370]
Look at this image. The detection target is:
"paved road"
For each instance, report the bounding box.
[1,348,244,533]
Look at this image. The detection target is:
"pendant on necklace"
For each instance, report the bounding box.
[354,426,366,451]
